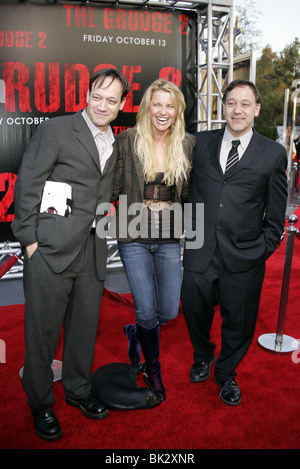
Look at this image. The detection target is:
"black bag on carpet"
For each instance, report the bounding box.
[91,362,160,410]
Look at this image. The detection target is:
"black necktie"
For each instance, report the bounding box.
[225,140,240,172]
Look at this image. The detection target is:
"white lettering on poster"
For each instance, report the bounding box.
[82,34,163,47]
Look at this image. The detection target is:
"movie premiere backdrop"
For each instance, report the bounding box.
[0,2,197,242]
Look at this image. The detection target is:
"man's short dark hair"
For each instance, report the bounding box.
[89,68,131,101]
[222,79,261,105]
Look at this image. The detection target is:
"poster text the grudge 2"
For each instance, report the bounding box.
[0,2,197,240]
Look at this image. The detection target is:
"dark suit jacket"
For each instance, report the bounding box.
[183,128,288,274]
[111,127,195,242]
[12,111,117,280]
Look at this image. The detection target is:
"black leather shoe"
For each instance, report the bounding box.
[190,356,216,382]
[32,410,62,441]
[217,378,241,406]
[65,393,109,419]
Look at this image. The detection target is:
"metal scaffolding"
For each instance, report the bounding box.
[195,0,233,130]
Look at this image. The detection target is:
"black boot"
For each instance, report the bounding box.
[123,324,141,366]
[136,324,166,402]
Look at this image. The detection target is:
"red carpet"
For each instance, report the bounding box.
[1,212,300,451]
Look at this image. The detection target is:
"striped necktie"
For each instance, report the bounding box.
[225,139,240,172]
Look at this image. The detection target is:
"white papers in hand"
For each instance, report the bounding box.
[40,181,72,217]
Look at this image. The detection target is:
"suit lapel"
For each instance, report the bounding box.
[208,129,224,177]
[73,111,101,173]
[102,140,118,175]
[224,129,260,179]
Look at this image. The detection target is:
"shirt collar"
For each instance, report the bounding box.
[82,109,115,143]
[224,126,253,150]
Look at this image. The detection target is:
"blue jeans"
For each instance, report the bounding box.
[118,242,182,329]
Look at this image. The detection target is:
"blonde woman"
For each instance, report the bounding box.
[112,79,195,402]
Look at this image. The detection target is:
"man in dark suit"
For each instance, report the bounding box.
[181,80,287,406]
[12,69,130,440]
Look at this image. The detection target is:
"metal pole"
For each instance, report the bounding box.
[287,97,298,208]
[207,0,212,130]
[282,89,289,150]
[275,214,298,350]
[258,214,300,354]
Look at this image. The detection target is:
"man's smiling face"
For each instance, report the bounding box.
[223,85,261,137]
[86,77,126,131]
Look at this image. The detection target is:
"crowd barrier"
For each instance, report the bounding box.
[258,214,300,354]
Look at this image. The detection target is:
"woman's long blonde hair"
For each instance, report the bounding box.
[134,78,190,186]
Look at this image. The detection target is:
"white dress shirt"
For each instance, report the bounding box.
[82,109,115,172]
[82,109,115,228]
[219,127,253,173]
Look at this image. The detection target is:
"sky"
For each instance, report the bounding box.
[233,0,299,54]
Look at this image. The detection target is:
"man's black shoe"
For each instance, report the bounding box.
[190,356,216,382]
[217,378,241,406]
[32,410,62,441]
[65,393,109,419]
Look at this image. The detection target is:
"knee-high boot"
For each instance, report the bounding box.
[123,324,141,366]
[136,324,166,402]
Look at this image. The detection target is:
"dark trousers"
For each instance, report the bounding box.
[181,245,265,383]
[22,234,104,411]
